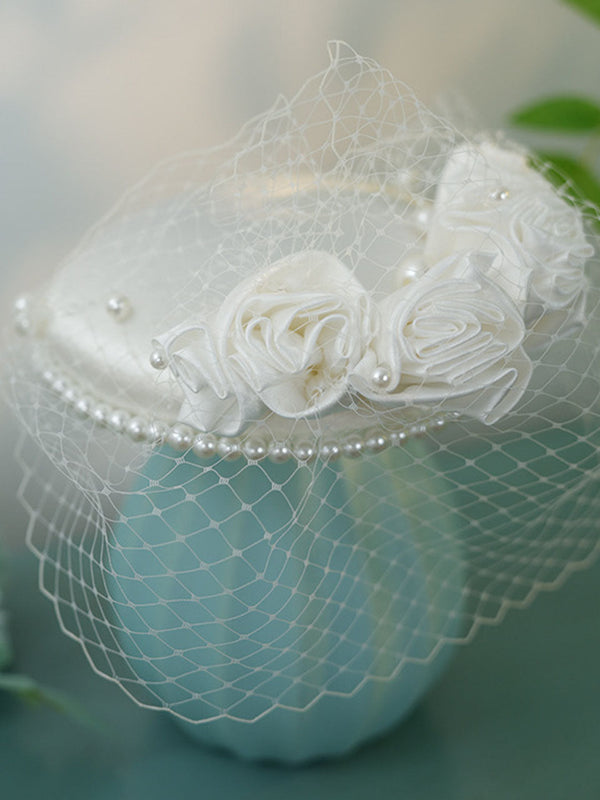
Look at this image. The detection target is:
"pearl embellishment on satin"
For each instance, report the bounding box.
[167,424,194,451]
[268,444,292,463]
[149,349,168,370]
[365,433,388,453]
[372,366,392,390]
[415,208,430,226]
[342,438,363,458]
[490,187,510,201]
[106,295,132,321]
[192,434,218,458]
[320,442,341,461]
[217,440,242,460]
[294,443,316,462]
[37,363,449,462]
[243,440,268,461]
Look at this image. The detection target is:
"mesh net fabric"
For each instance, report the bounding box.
[6,42,600,731]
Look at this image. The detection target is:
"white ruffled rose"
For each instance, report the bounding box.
[354,252,532,423]
[152,319,265,436]
[424,141,593,328]
[221,250,376,419]
[154,251,376,434]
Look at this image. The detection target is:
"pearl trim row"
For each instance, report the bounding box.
[14,294,457,462]
[37,364,456,463]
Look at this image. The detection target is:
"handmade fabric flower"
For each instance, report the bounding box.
[154,250,376,433]
[7,42,600,767]
[152,321,265,436]
[424,141,593,327]
[356,252,532,423]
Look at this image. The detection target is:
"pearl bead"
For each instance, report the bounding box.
[491,187,510,201]
[365,433,388,453]
[295,443,315,462]
[108,410,130,433]
[389,430,408,447]
[320,442,341,461]
[268,444,292,463]
[126,417,147,442]
[342,438,363,458]
[372,366,391,390]
[217,440,242,460]
[149,350,167,370]
[52,378,67,395]
[167,425,193,451]
[414,208,430,226]
[74,397,91,417]
[147,421,169,445]
[63,387,77,404]
[410,424,427,438]
[243,440,267,461]
[106,295,132,322]
[91,404,109,425]
[399,262,423,283]
[13,295,29,314]
[192,434,217,459]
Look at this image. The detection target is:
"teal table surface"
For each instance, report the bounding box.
[1,548,599,800]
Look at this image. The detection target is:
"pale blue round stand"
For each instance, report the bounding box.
[106,443,464,763]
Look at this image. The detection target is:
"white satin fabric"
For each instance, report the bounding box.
[156,251,532,434]
[356,253,531,424]
[153,141,593,436]
[424,141,593,327]
[153,251,377,435]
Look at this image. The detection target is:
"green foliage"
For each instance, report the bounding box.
[512,97,600,132]
[537,151,600,208]
[562,0,600,26]
[1,553,99,731]
[508,3,600,211]
[0,672,102,731]
[0,617,10,671]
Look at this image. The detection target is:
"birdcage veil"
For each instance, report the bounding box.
[6,42,600,761]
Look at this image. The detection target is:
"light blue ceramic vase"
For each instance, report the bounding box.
[106,440,464,763]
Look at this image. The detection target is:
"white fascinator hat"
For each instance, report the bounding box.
[7,43,600,763]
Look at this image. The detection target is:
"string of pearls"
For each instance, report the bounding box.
[37,364,454,463]
[15,293,455,463]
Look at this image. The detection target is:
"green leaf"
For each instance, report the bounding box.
[0,623,10,671]
[536,150,600,209]
[0,672,103,732]
[562,0,600,26]
[511,97,600,132]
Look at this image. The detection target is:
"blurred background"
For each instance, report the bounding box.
[1,4,600,796]
[4,0,599,535]
[1,0,599,583]
[0,0,597,542]
[2,0,599,302]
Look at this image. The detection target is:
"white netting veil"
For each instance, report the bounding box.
[6,43,600,762]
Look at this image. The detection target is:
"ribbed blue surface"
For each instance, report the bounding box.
[106,443,463,761]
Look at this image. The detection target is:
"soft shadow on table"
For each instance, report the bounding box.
[1,546,598,800]
[87,708,460,800]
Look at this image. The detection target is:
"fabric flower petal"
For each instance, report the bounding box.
[356,252,532,422]
[424,140,593,329]
[152,321,265,436]
[217,250,377,419]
